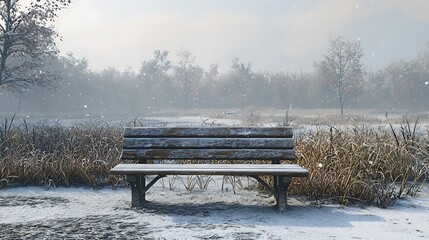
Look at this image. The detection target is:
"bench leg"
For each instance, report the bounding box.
[277,176,292,213]
[274,176,279,208]
[127,175,146,207]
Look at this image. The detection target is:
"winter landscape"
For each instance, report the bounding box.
[1,0,429,239]
[1,113,428,239]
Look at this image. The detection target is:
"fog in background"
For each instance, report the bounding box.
[55,0,429,73]
[1,0,429,118]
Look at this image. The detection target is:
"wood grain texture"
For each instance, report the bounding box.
[124,127,293,138]
[121,149,295,160]
[123,138,294,149]
[111,164,309,177]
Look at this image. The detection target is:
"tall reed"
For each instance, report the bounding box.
[0,118,123,189]
[0,118,427,208]
[291,123,428,207]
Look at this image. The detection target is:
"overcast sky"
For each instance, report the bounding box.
[55,0,429,73]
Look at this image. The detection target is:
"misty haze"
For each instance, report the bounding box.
[0,0,428,121]
[1,1,429,239]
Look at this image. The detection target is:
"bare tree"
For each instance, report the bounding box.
[316,36,364,115]
[204,63,219,82]
[231,57,252,107]
[174,48,202,108]
[0,0,70,91]
[138,50,171,88]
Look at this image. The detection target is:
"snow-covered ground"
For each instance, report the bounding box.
[1,177,428,239]
[2,110,428,239]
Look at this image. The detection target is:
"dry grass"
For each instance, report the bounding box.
[0,117,124,189]
[0,117,427,208]
[291,121,429,208]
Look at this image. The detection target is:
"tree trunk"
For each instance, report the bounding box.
[0,0,12,85]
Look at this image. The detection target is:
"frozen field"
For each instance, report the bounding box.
[1,178,428,239]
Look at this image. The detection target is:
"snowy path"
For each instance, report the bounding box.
[1,179,428,239]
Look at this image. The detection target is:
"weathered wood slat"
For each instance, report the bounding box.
[123,138,294,149]
[112,126,309,211]
[111,164,309,177]
[121,149,295,160]
[124,127,293,138]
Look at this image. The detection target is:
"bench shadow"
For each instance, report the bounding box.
[130,200,385,228]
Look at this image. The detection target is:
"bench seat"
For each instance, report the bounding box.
[111,163,309,176]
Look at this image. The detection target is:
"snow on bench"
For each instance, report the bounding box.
[110,127,309,212]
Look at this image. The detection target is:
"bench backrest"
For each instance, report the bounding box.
[121,127,295,163]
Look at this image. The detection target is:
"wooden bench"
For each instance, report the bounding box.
[110,127,309,212]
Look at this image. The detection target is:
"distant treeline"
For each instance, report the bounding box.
[0,46,428,116]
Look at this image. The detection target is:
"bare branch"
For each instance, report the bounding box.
[0,0,70,91]
[317,36,365,115]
